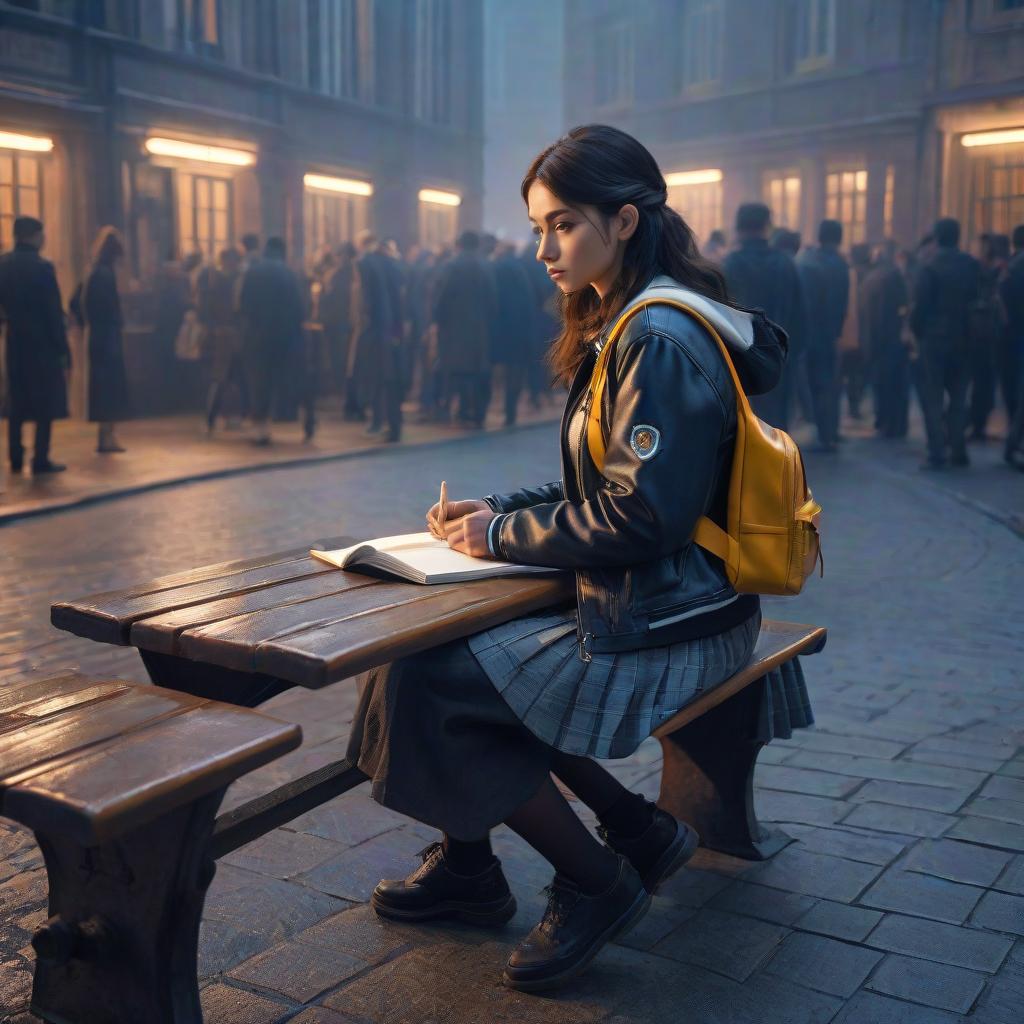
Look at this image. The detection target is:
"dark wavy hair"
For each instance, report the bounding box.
[521,124,729,386]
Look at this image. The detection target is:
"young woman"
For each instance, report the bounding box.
[346,125,796,992]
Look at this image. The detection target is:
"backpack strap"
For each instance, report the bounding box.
[585,297,752,574]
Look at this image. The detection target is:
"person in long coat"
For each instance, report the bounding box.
[431,231,497,427]
[238,236,304,445]
[722,203,803,430]
[861,240,910,439]
[0,216,70,474]
[72,226,132,453]
[347,231,393,427]
[490,241,537,426]
[198,246,245,433]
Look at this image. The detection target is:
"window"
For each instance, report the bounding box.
[970,154,1024,238]
[304,189,370,256]
[419,201,457,250]
[795,0,835,71]
[679,0,722,91]
[177,172,231,261]
[825,168,867,246]
[883,164,895,239]
[0,151,43,252]
[164,0,220,53]
[763,172,801,229]
[414,0,452,123]
[305,0,375,103]
[667,179,723,251]
[595,21,633,108]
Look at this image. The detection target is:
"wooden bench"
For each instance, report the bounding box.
[0,672,301,1024]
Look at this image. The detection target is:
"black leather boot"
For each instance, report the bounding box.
[371,842,517,926]
[502,856,649,992]
[598,802,699,893]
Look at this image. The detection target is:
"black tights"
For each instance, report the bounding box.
[443,751,652,895]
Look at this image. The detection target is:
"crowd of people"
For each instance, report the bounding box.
[0,219,561,474]
[712,203,1024,472]
[2,201,1024,477]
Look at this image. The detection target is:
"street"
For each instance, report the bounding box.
[1,419,1023,1023]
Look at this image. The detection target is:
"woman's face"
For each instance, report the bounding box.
[527,181,637,299]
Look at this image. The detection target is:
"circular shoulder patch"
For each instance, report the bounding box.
[629,424,661,460]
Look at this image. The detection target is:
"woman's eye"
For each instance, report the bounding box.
[555,222,571,233]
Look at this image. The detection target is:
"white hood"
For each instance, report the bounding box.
[608,275,754,353]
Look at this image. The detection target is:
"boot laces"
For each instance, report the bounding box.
[539,875,581,933]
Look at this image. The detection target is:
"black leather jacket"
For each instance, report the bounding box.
[483,301,788,658]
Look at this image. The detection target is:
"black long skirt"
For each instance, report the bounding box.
[346,637,553,840]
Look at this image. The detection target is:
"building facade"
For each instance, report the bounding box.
[0,0,483,415]
[564,0,1024,255]
[483,0,565,242]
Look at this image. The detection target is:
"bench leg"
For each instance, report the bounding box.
[656,684,793,861]
[140,649,293,708]
[28,789,225,1024]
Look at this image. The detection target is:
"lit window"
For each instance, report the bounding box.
[825,168,868,246]
[795,0,835,71]
[414,0,452,124]
[667,175,723,251]
[177,172,232,261]
[970,153,1024,238]
[595,21,634,108]
[680,0,722,90]
[763,172,802,230]
[418,198,458,250]
[0,151,43,251]
[304,180,371,255]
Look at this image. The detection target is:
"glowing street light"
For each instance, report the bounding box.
[418,188,461,207]
[144,136,256,166]
[665,169,724,187]
[961,128,1024,148]
[304,173,373,197]
[0,131,54,153]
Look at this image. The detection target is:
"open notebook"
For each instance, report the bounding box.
[310,532,562,585]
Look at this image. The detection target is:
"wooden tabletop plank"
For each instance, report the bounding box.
[0,674,123,717]
[50,535,355,646]
[252,575,577,687]
[129,572,383,656]
[175,575,466,673]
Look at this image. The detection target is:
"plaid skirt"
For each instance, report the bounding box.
[465,601,795,759]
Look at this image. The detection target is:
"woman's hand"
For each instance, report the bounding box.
[426,497,491,540]
[443,509,498,559]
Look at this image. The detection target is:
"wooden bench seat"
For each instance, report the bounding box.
[0,672,301,1024]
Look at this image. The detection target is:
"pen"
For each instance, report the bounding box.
[438,479,448,538]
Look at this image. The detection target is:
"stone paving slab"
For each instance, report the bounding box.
[3,405,1024,1021]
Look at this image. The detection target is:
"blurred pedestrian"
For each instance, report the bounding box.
[73,226,132,453]
[703,229,727,264]
[798,220,849,452]
[910,217,981,470]
[1001,224,1024,470]
[348,230,392,430]
[723,203,802,429]
[771,229,815,426]
[199,246,246,434]
[519,238,560,406]
[239,236,304,445]
[0,216,70,474]
[490,241,536,426]
[431,231,497,428]
[967,233,1009,442]
[319,242,356,403]
[861,240,910,439]
[836,243,872,422]
[371,239,408,443]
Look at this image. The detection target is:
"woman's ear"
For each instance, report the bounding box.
[616,204,640,243]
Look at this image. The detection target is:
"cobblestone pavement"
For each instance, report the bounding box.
[0,390,562,523]
[1,405,1023,1023]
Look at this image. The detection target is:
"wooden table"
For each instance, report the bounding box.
[51,536,576,856]
[51,536,826,861]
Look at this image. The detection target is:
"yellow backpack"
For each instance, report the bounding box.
[586,297,824,597]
